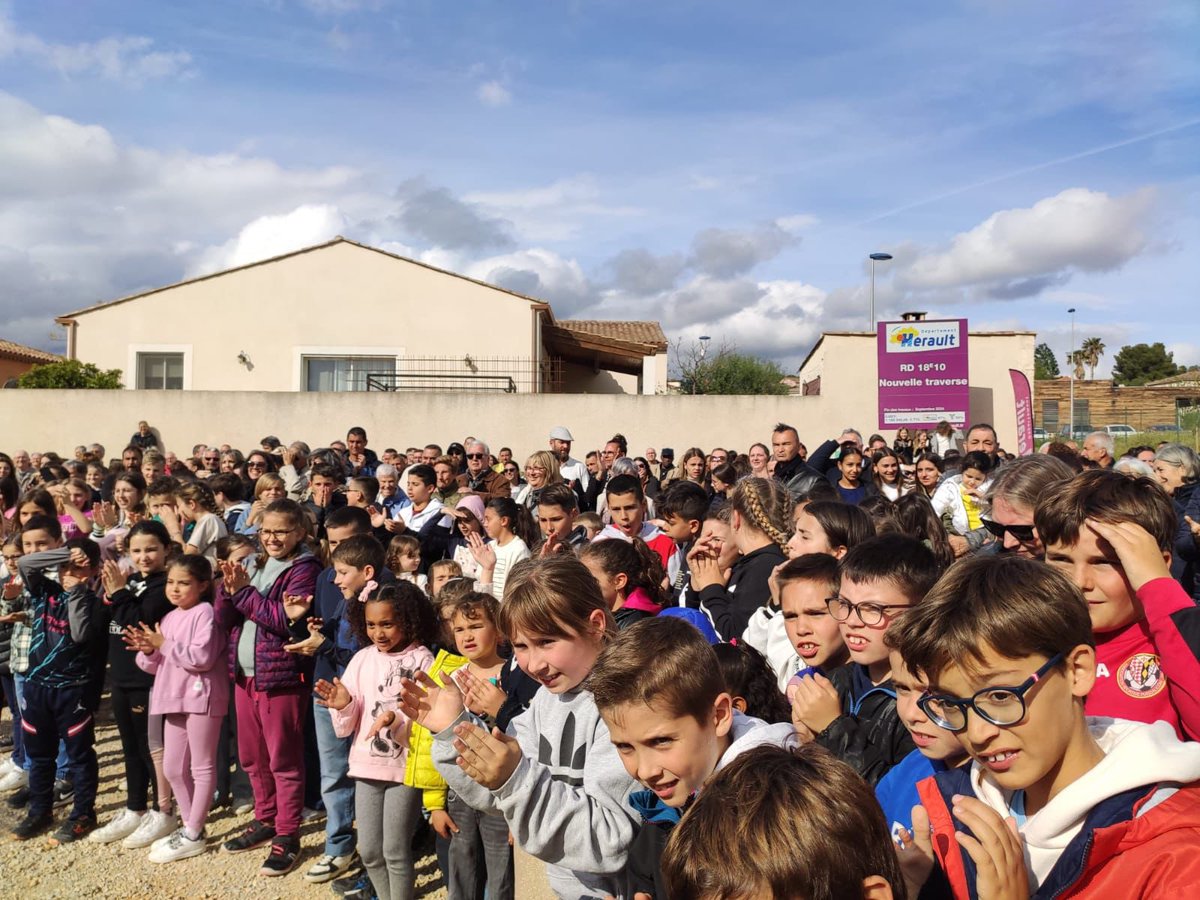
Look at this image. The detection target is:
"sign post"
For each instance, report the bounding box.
[877,319,969,431]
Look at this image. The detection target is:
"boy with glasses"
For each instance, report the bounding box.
[897,555,1200,900]
[791,534,940,785]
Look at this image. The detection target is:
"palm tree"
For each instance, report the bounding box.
[1080,337,1106,380]
[1067,350,1086,381]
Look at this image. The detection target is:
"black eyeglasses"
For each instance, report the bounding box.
[982,519,1036,543]
[247,461,266,469]
[466,453,486,460]
[825,596,910,627]
[918,653,1063,732]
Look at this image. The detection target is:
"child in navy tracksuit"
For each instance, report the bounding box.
[12,538,102,844]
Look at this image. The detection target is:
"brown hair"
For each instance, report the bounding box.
[443,590,501,647]
[330,533,384,574]
[893,555,1093,682]
[175,480,220,514]
[662,744,907,900]
[578,537,667,606]
[729,476,791,547]
[497,555,615,641]
[775,553,840,595]
[587,616,724,724]
[986,454,1077,512]
[1034,469,1177,552]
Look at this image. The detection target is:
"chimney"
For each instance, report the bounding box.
[900,311,927,322]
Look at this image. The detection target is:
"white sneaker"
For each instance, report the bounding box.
[88,807,145,844]
[0,767,28,792]
[304,852,357,883]
[0,757,15,776]
[148,828,207,864]
[122,809,177,849]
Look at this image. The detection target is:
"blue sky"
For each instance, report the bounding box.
[1,0,1197,374]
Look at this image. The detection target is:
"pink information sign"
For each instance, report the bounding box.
[877,319,969,431]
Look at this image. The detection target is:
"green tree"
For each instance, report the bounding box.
[674,340,789,395]
[17,359,124,389]
[1034,342,1060,380]
[1110,343,1182,386]
[1080,337,1106,380]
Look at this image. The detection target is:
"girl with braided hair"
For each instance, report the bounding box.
[688,477,789,641]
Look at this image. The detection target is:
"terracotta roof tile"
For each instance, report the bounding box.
[0,339,61,364]
[555,320,668,349]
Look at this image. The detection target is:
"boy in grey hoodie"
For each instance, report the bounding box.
[588,616,798,899]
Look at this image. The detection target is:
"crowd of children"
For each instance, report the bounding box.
[0,422,1198,900]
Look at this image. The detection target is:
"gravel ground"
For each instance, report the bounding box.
[0,702,449,900]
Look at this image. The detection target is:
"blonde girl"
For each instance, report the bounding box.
[513,451,561,510]
[400,555,635,900]
[244,473,287,532]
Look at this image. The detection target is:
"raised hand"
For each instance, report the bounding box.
[790,672,842,735]
[283,617,325,655]
[366,710,398,742]
[123,622,164,653]
[458,668,507,718]
[467,532,497,571]
[1086,519,1171,591]
[313,677,352,711]
[93,501,118,529]
[101,560,127,596]
[220,559,250,593]
[2,575,23,601]
[398,670,464,734]
[951,795,1030,900]
[895,804,936,897]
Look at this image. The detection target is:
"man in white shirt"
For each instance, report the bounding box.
[550,426,589,491]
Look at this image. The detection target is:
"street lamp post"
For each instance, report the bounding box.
[869,252,893,330]
[1068,308,1077,438]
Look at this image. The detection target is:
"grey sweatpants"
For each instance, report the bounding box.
[355,779,422,900]
[447,792,514,900]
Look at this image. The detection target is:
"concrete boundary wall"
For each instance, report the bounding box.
[0,389,1021,460]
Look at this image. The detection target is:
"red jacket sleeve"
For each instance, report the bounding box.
[1138,577,1200,741]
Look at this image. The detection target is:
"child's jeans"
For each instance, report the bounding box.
[313,699,356,858]
[234,676,306,837]
[355,779,422,900]
[21,680,97,820]
[447,791,515,900]
[163,712,222,837]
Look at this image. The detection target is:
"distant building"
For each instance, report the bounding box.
[1035,371,1200,433]
[0,339,61,388]
[55,237,668,395]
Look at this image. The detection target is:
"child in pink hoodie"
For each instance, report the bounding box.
[314,581,439,900]
[129,556,229,864]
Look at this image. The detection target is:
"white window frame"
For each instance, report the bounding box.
[128,344,192,391]
[292,346,405,392]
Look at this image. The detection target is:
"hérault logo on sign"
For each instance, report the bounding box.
[885,322,961,354]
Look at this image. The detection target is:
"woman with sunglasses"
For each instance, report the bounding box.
[980,455,1076,560]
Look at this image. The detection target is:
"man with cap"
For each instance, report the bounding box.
[657,448,677,487]
[550,426,589,492]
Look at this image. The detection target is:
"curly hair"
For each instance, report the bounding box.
[713,642,791,724]
[729,476,791,548]
[346,581,439,649]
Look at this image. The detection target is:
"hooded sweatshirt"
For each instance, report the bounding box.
[919,718,1200,898]
[432,687,638,900]
[625,714,798,898]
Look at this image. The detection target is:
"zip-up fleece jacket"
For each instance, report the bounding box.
[215,553,322,691]
[432,686,639,900]
[699,543,787,642]
[136,601,230,717]
[625,715,797,899]
[1088,576,1200,741]
[918,718,1200,899]
[815,663,915,786]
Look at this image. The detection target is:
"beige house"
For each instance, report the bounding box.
[797,325,1036,450]
[0,339,61,388]
[55,237,669,395]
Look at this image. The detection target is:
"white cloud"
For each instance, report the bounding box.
[466,248,593,312]
[1167,342,1200,369]
[465,175,642,242]
[0,13,193,84]
[187,204,348,277]
[775,213,820,233]
[477,80,512,107]
[688,223,797,278]
[897,187,1157,299]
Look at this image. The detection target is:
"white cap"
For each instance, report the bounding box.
[549,426,574,442]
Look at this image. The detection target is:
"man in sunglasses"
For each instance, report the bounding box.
[980,455,1076,559]
[456,440,510,503]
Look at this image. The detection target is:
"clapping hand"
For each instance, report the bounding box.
[123,622,165,653]
[219,559,250,593]
[457,668,507,718]
[687,537,725,591]
[398,670,464,734]
[284,617,325,655]
[466,532,497,571]
[790,672,842,735]
[101,560,128,596]
[313,677,352,711]
[283,593,313,622]
[453,723,522,790]
[366,709,398,742]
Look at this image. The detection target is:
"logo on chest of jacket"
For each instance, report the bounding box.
[1117,653,1165,699]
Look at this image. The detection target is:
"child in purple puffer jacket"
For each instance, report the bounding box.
[215,500,321,877]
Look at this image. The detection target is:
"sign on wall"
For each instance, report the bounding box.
[877,319,969,430]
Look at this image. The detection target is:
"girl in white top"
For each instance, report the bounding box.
[165,481,227,564]
[481,498,535,601]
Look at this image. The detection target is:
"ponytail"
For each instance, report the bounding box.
[487,497,539,548]
[579,537,667,606]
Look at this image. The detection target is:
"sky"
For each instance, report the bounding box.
[1,0,1198,375]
